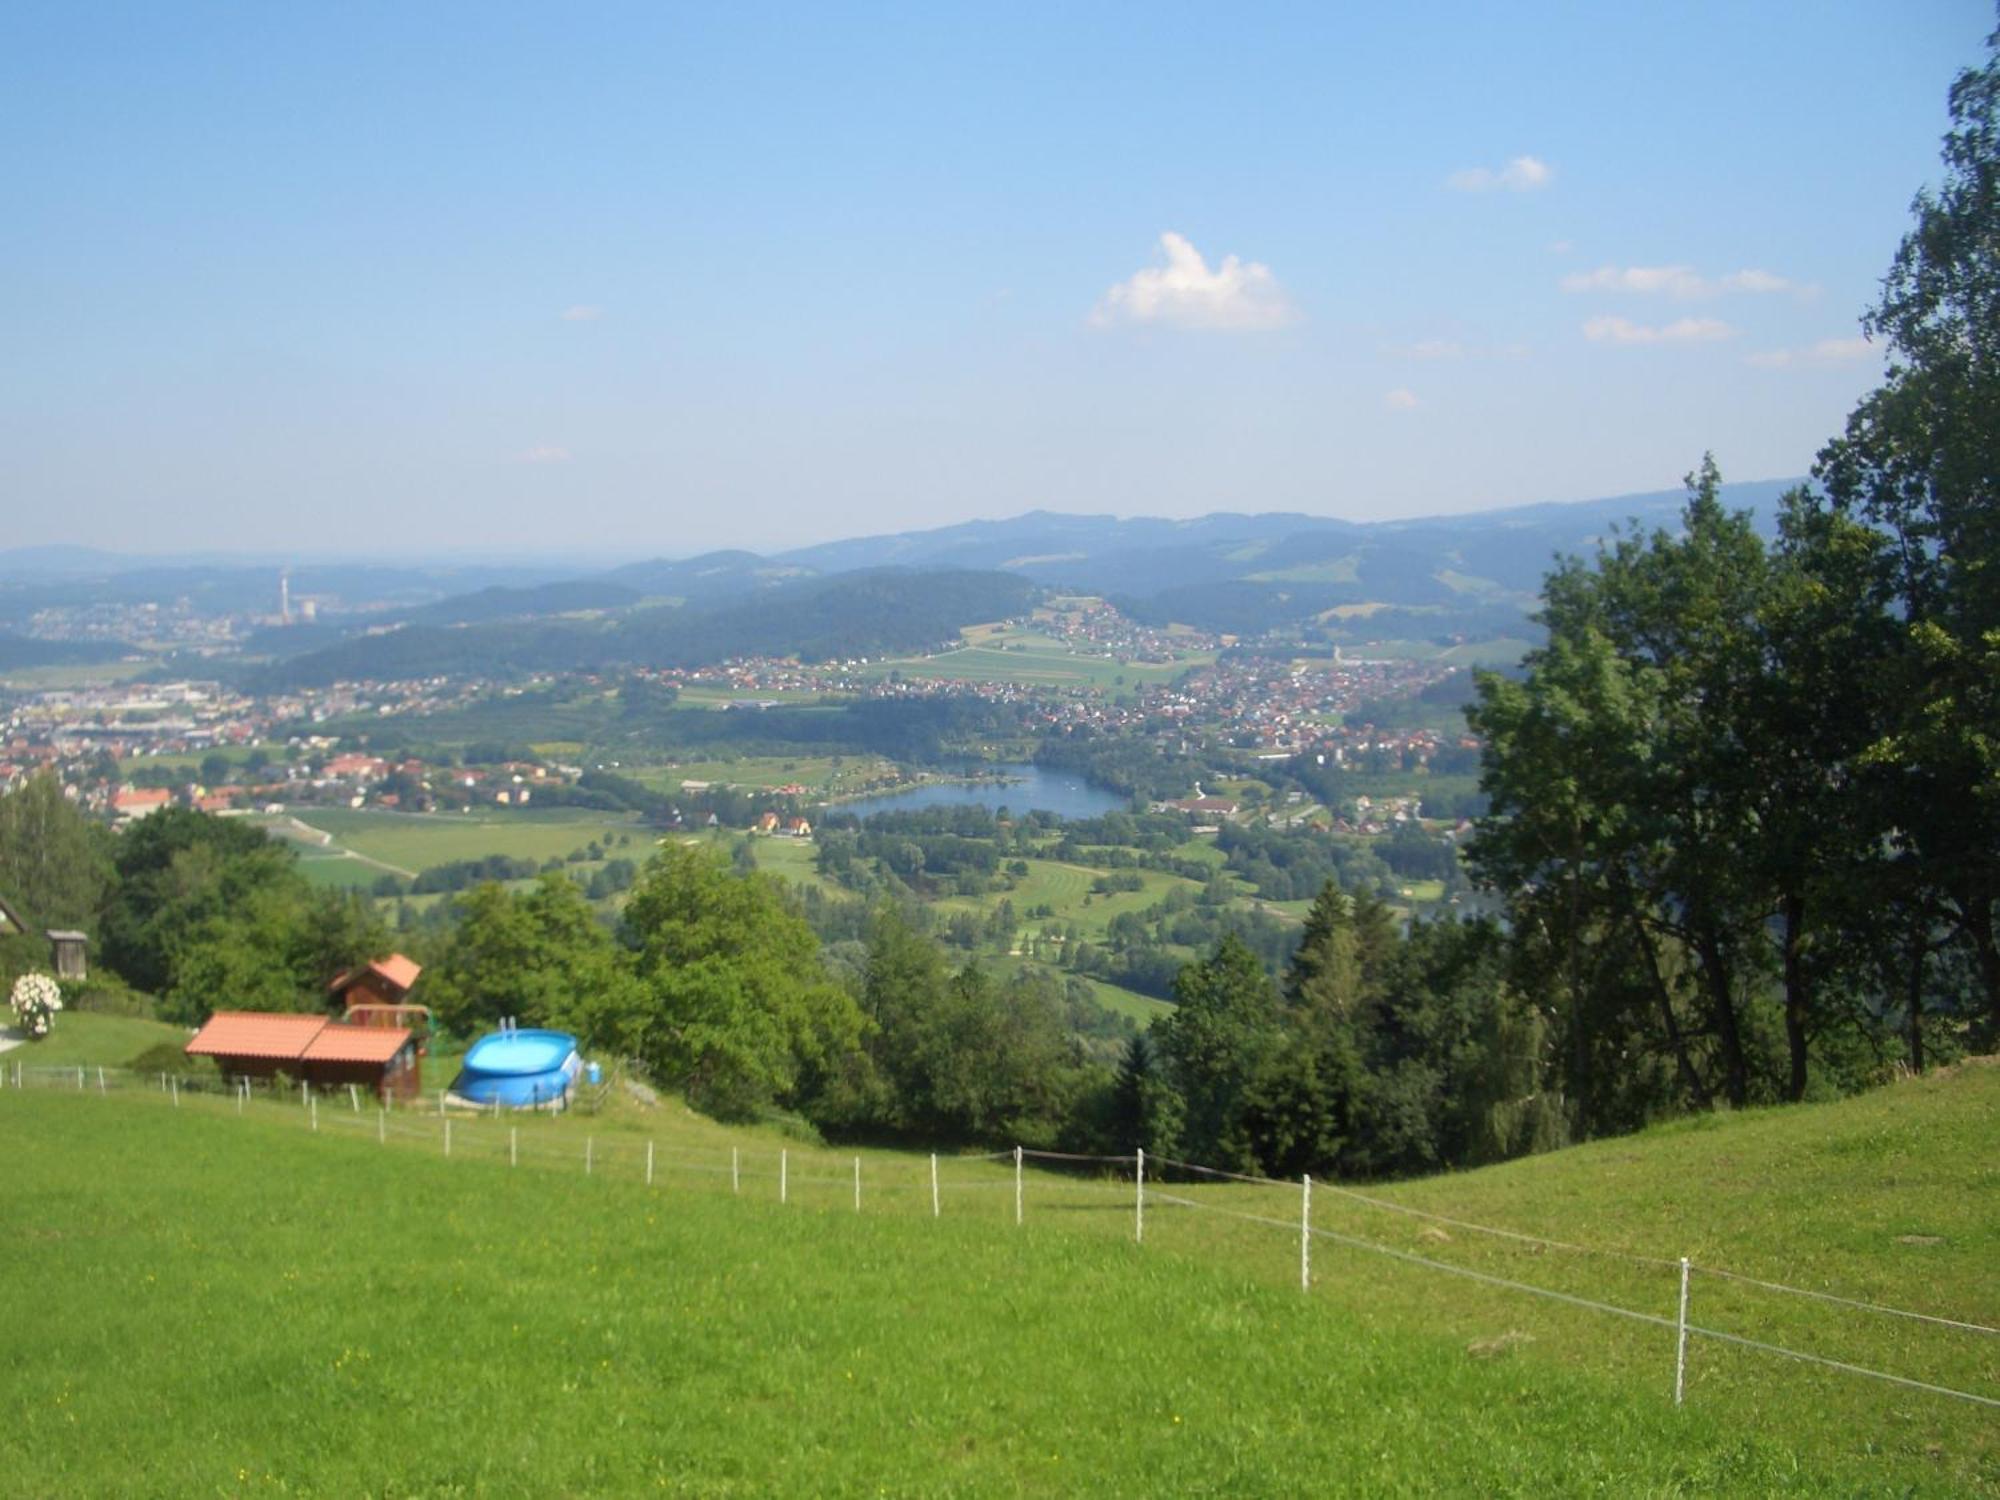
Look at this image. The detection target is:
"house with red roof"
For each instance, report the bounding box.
[184,1011,420,1099]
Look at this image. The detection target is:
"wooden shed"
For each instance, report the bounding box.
[184,1011,421,1101]
[327,953,423,1011]
[45,930,87,982]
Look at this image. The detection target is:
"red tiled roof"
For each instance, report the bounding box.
[185,1012,329,1060]
[327,953,423,996]
[300,1024,411,1065]
[369,954,422,991]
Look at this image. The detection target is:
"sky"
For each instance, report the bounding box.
[1,1,1993,557]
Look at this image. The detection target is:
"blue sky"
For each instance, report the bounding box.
[1,1,1991,556]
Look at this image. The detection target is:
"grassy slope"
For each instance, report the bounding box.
[2,1068,1995,1494]
[2,1011,187,1068]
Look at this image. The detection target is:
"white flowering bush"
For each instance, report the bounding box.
[10,972,62,1040]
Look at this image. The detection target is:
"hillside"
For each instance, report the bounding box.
[258,569,1038,688]
[2,1056,1992,1494]
[0,481,1799,648]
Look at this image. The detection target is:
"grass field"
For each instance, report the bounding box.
[2,1063,1994,1494]
[0,659,153,689]
[1,1011,187,1068]
[257,807,650,882]
[861,624,1212,692]
[623,755,887,797]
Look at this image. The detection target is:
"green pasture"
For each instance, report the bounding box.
[863,634,1211,691]
[624,754,879,795]
[115,742,287,778]
[0,660,152,690]
[673,685,845,710]
[3,1064,1995,1493]
[2,1011,188,1070]
[258,807,647,879]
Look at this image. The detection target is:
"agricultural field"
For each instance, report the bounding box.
[2,1063,1994,1493]
[255,806,651,882]
[672,685,844,710]
[862,623,1212,692]
[623,754,886,797]
[0,659,153,690]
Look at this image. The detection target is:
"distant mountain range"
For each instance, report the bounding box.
[0,479,1800,678]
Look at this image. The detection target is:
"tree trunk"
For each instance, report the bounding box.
[1905,938,1927,1075]
[1694,928,1748,1108]
[1780,892,1810,1103]
[1631,917,1711,1108]
[1966,899,2000,1040]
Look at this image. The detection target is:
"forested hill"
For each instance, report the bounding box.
[255,569,1037,688]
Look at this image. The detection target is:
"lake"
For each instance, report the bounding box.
[841,763,1128,821]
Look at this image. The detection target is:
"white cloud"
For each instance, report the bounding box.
[1547,239,1575,255]
[1447,155,1553,193]
[515,445,573,464]
[560,305,603,322]
[1563,264,1709,299]
[1403,339,1464,361]
[1384,388,1420,411]
[1091,232,1296,332]
[1746,336,1875,369]
[1582,316,1736,346]
[1562,264,1798,300]
[1720,269,1792,295]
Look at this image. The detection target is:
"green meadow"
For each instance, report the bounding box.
[257,807,651,884]
[1,1050,1993,1495]
[862,625,1212,691]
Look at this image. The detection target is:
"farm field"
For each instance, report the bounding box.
[623,754,886,797]
[256,806,650,882]
[861,625,1212,691]
[0,659,152,689]
[2,1065,1994,1494]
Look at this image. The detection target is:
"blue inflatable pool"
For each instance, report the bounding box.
[450,1029,581,1109]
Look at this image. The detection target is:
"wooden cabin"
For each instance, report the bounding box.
[329,953,430,1057]
[45,930,87,982]
[327,953,423,1011]
[184,1011,421,1101]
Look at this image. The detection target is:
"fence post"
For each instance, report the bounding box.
[1301,1175,1312,1291]
[1135,1148,1145,1244]
[301,1079,308,1109]
[854,1156,861,1213]
[732,1146,740,1195]
[77,1066,84,1091]
[1015,1145,1023,1227]
[1675,1257,1691,1407]
[159,1071,166,1093]
[930,1153,939,1219]
[97,1066,106,1094]
[170,1076,179,1108]
[511,1126,518,1168]
[349,1084,359,1113]
[780,1148,788,1205]
[647,1140,655,1187]
[586,1136,593,1176]
[310,1093,318,1132]
[236,1080,245,1115]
